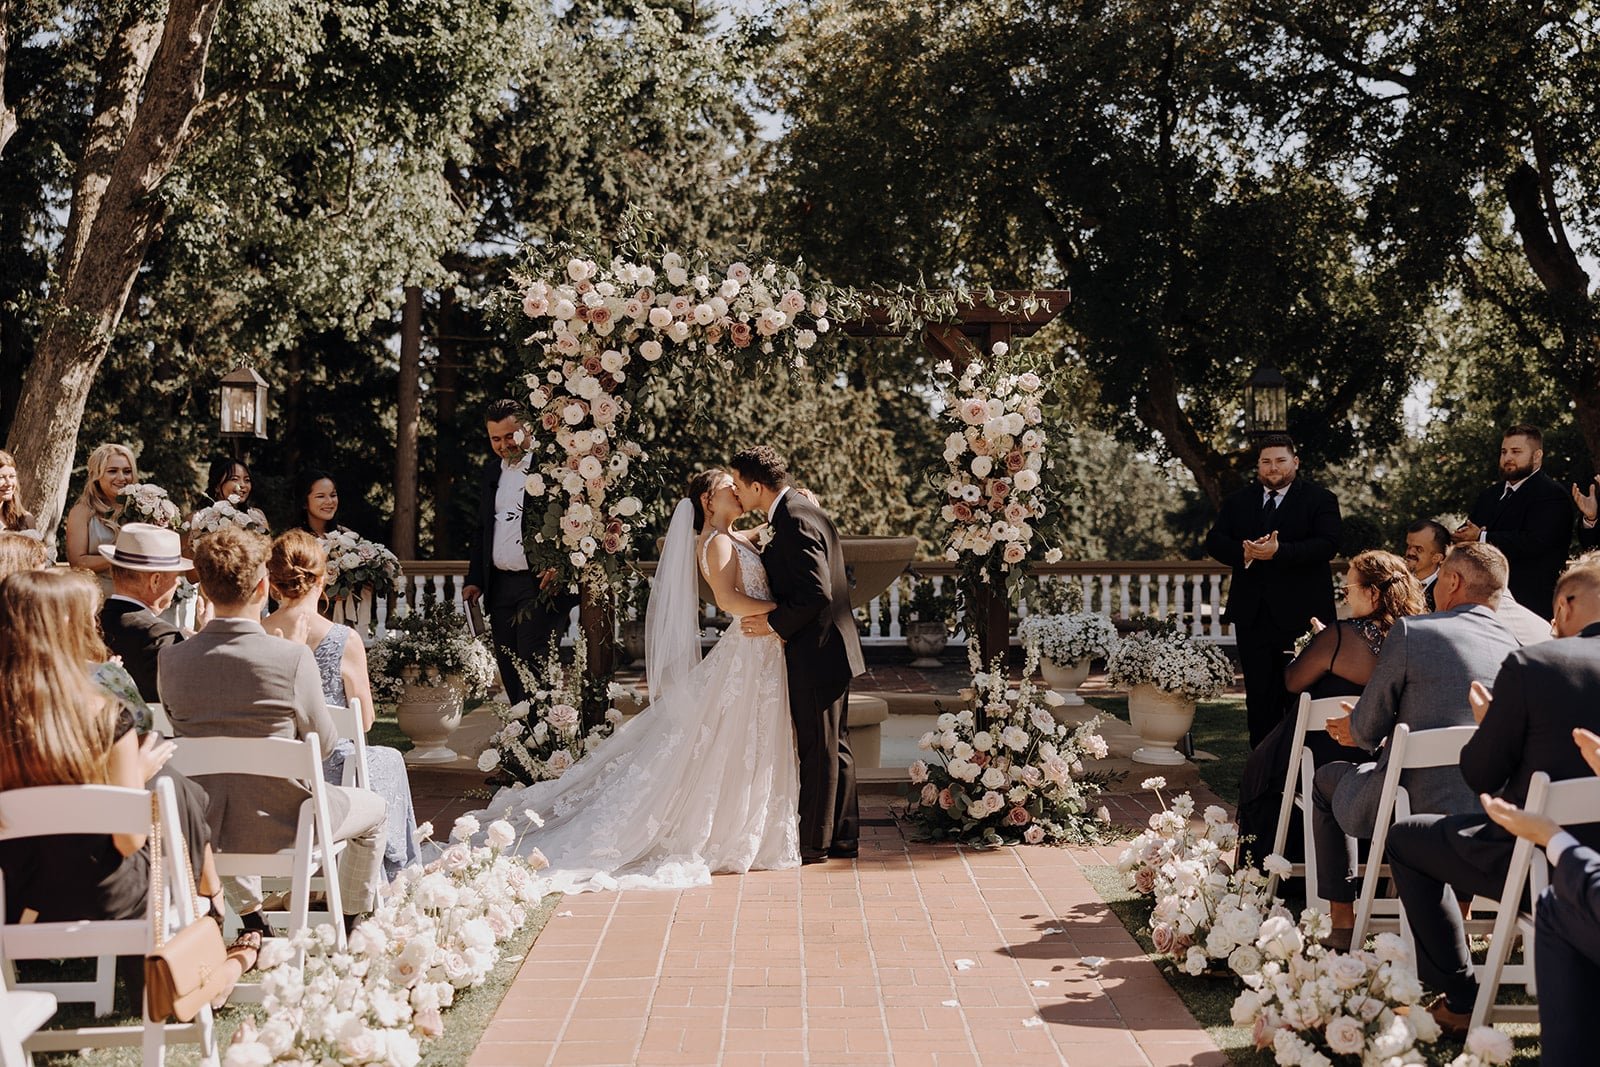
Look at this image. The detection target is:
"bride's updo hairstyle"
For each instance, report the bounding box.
[687,469,726,531]
[267,529,328,602]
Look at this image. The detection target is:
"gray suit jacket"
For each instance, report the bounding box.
[156,616,337,853]
[1334,603,1522,836]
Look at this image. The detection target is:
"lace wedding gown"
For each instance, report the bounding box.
[474,531,800,891]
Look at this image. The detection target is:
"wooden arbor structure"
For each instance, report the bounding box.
[842,289,1071,663]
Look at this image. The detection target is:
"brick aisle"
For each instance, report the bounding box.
[466,796,1226,1067]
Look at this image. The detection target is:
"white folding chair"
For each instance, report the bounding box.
[0,978,55,1067]
[1265,693,1352,910]
[166,732,348,987]
[325,699,371,791]
[1351,723,1479,947]
[146,702,176,737]
[0,779,218,1066]
[1470,771,1600,1029]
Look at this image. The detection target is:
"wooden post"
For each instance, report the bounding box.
[392,285,422,557]
[579,580,616,728]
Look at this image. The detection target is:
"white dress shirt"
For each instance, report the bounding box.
[766,485,791,522]
[1548,830,1578,869]
[492,455,532,572]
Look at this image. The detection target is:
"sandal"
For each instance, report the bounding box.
[226,930,263,974]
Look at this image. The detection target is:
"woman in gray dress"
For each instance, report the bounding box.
[64,442,136,594]
[261,530,421,877]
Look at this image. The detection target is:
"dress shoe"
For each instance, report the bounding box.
[1425,995,1471,1038]
[827,844,859,860]
[1322,926,1354,953]
[801,853,829,866]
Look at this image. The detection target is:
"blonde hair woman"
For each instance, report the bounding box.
[0,571,257,986]
[64,443,137,591]
[0,449,36,532]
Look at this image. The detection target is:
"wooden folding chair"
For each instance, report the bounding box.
[1265,693,1353,909]
[1470,771,1600,1030]
[0,779,219,1066]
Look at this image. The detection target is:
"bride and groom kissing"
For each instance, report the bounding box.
[477,445,866,890]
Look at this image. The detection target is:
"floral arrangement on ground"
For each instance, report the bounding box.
[1115,779,1516,1067]
[368,601,498,706]
[1104,617,1234,702]
[223,814,549,1066]
[319,528,403,600]
[480,638,629,785]
[1019,610,1118,666]
[905,642,1116,846]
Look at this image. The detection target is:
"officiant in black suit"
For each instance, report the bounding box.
[730,446,866,864]
[1205,434,1342,747]
[464,398,579,705]
[1455,424,1572,620]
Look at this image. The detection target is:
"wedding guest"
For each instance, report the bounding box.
[464,398,579,704]
[1205,433,1342,746]
[0,532,50,581]
[263,530,420,878]
[206,458,255,508]
[158,525,386,933]
[1479,727,1600,1063]
[1236,551,1425,868]
[0,449,36,532]
[1310,543,1522,950]
[64,442,136,591]
[1571,473,1600,551]
[0,570,235,947]
[99,523,193,703]
[1456,424,1572,620]
[293,469,354,538]
[1495,589,1556,646]
[1403,519,1450,610]
[1385,554,1600,1035]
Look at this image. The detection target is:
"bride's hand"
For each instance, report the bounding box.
[740,612,775,637]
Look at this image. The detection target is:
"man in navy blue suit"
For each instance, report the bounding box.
[1480,726,1600,1065]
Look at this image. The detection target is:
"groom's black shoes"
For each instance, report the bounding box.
[801,852,829,865]
[827,843,859,860]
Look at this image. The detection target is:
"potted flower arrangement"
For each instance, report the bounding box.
[1104,617,1234,765]
[1018,610,1117,709]
[368,601,498,764]
[905,642,1114,847]
[899,577,958,667]
[481,640,626,785]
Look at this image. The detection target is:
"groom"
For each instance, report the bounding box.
[730,446,866,863]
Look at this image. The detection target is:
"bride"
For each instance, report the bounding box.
[473,469,800,891]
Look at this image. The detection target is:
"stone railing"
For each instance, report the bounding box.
[356,559,1243,647]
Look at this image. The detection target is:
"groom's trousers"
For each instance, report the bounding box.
[792,681,859,856]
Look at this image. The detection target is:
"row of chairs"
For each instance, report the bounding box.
[0,699,372,1065]
[1265,692,1600,1032]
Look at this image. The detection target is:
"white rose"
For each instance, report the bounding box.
[1465,1026,1514,1063]
[614,496,642,517]
[476,748,501,771]
[451,815,480,841]
[648,306,674,329]
[1014,468,1040,492]
[908,759,929,784]
[524,473,546,497]
[970,454,994,478]
[223,1043,274,1067]
[981,767,1006,790]
[639,339,663,361]
[1323,1015,1365,1056]
[485,819,517,849]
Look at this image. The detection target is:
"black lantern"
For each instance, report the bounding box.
[1245,362,1288,438]
[219,367,268,440]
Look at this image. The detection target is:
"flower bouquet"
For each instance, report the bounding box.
[1019,611,1118,667]
[368,601,498,707]
[228,815,550,1064]
[481,640,623,785]
[905,642,1115,846]
[185,496,269,538]
[319,527,403,600]
[1105,619,1235,703]
[1117,779,1240,897]
[117,482,181,528]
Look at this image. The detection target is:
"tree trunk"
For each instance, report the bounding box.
[1135,356,1236,509]
[3,0,225,536]
[579,583,615,728]
[431,287,462,555]
[392,285,423,557]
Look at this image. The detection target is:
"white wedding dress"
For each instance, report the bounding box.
[473,527,800,892]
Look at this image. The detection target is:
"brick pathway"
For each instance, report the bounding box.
[466,795,1226,1067]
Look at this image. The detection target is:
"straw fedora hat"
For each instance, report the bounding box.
[98,522,193,572]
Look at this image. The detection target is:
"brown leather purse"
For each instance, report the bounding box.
[144,793,234,1022]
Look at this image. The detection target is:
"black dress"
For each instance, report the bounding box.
[0,707,213,924]
[1236,618,1384,870]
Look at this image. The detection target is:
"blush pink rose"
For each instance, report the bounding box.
[1005,806,1031,826]
[938,788,954,810]
[729,322,753,348]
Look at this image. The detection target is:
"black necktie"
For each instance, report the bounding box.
[1262,490,1280,521]
[1501,483,1514,501]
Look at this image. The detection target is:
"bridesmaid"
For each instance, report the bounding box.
[0,450,37,533]
[64,442,136,592]
[205,458,255,509]
[294,469,356,538]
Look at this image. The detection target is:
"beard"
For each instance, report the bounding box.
[1500,460,1537,482]
[1259,470,1296,490]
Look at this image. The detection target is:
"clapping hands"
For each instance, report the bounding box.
[1574,477,1600,523]
[1242,530,1279,567]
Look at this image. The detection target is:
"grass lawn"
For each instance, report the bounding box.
[1085,693,1253,806]
[23,893,561,1065]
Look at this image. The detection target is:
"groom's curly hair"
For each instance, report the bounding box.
[730,446,788,490]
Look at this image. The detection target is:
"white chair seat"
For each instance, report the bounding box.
[1265,693,1350,912]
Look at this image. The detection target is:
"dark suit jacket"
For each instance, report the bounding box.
[1204,478,1341,634]
[101,597,183,703]
[1462,622,1600,851]
[1554,842,1600,925]
[764,491,865,702]
[466,456,536,602]
[1469,470,1572,617]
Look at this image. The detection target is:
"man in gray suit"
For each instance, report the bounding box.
[1309,542,1522,949]
[158,525,385,933]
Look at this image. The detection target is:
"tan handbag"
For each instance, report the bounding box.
[144,793,234,1022]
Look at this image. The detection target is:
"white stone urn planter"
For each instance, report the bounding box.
[1126,683,1196,765]
[396,665,464,765]
[1039,656,1091,708]
[904,620,949,668]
